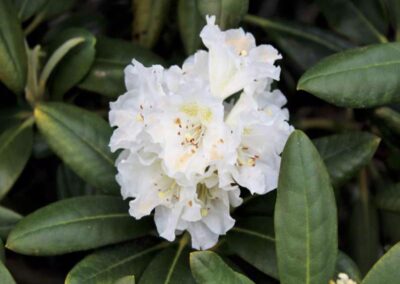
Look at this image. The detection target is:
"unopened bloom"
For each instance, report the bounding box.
[109,15,292,249]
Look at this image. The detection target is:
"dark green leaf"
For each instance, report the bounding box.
[0,239,4,263]
[56,163,95,200]
[66,240,167,284]
[47,28,96,99]
[34,102,118,194]
[275,130,337,284]
[225,217,277,279]
[198,0,249,30]
[0,258,16,284]
[41,0,76,20]
[0,0,27,94]
[178,0,205,55]
[362,242,400,284]
[374,107,400,136]
[314,0,387,44]
[190,251,253,284]
[0,206,22,240]
[384,0,400,39]
[334,251,362,283]
[132,0,171,48]
[6,196,152,256]
[375,183,400,213]
[0,118,33,199]
[15,0,48,21]
[313,132,380,186]
[236,191,276,217]
[140,239,195,284]
[244,15,353,70]
[78,36,164,98]
[298,42,400,108]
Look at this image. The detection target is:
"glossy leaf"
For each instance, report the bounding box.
[34,102,118,194]
[362,242,400,284]
[66,240,166,284]
[190,251,253,284]
[374,107,400,136]
[225,217,278,279]
[244,15,353,70]
[314,0,387,44]
[0,0,27,94]
[140,242,195,284]
[15,0,48,21]
[275,130,337,284]
[198,0,249,30]
[132,0,171,48]
[0,206,22,240]
[313,132,380,186]
[47,28,96,99]
[375,183,400,213]
[6,196,152,256]
[79,36,164,97]
[116,275,135,284]
[298,42,400,108]
[334,251,362,283]
[56,164,95,200]
[0,119,33,199]
[178,0,205,55]
[0,258,15,284]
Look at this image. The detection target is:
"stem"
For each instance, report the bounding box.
[25,44,41,107]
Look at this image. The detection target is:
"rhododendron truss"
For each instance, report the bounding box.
[109,16,293,250]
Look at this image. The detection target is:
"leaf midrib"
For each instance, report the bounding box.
[232,227,275,242]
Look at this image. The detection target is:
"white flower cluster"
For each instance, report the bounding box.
[330,273,357,284]
[109,16,293,249]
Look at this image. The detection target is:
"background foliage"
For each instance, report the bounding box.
[1,0,400,283]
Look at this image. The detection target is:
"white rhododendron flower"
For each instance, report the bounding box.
[109,15,293,250]
[330,273,357,284]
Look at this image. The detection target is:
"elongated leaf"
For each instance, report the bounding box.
[0,0,27,94]
[298,42,400,108]
[0,239,4,263]
[198,0,249,30]
[362,242,400,284]
[0,118,33,199]
[6,196,151,255]
[334,251,362,283]
[244,15,353,70]
[0,259,15,284]
[236,191,276,217]
[66,240,166,284]
[56,164,95,200]
[0,206,22,240]
[313,132,380,186]
[225,217,278,279]
[78,36,164,97]
[41,0,76,19]
[132,0,171,48]
[34,102,118,194]
[140,243,195,284]
[47,28,96,99]
[275,130,337,284]
[315,0,387,44]
[374,107,400,136]
[178,0,205,55]
[116,275,135,284]
[15,0,48,21]
[190,251,253,284]
[375,183,400,213]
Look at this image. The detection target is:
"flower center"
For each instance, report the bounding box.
[196,183,216,217]
[157,180,180,203]
[175,117,206,150]
[236,145,259,167]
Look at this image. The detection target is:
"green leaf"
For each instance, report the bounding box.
[236,191,276,217]
[56,163,95,200]
[334,251,362,283]
[375,183,400,213]
[0,206,22,240]
[374,107,400,136]
[178,0,205,55]
[362,242,400,284]
[198,0,249,30]
[190,251,253,284]
[0,0,27,94]
[313,132,380,186]
[298,42,400,108]
[15,0,48,21]
[314,0,387,44]
[41,0,76,20]
[34,102,118,194]
[225,217,278,279]
[66,240,167,284]
[244,15,353,70]
[6,196,151,256]
[0,258,16,284]
[275,130,337,284]
[132,0,171,48]
[46,28,96,99]
[140,238,195,284]
[78,36,164,98]
[384,0,400,40]
[0,118,33,199]
[116,275,135,284]
[0,239,4,263]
